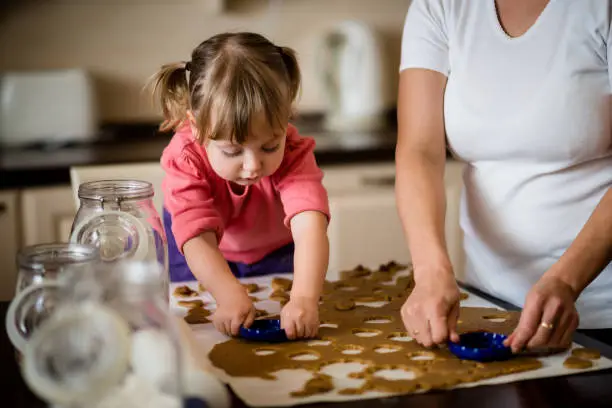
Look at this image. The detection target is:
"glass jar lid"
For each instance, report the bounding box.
[77,180,154,202]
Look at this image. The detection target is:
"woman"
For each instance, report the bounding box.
[396,0,612,351]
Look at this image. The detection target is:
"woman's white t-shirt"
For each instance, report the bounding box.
[400,0,612,328]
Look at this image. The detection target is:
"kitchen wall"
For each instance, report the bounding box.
[0,0,411,123]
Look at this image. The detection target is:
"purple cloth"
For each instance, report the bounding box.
[163,208,294,282]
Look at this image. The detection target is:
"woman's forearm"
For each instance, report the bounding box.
[395,69,452,282]
[546,187,612,296]
[183,232,243,303]
[290,211,330,301]
[395,151,452,279]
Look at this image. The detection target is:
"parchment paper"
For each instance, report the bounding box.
[170,273,612,407]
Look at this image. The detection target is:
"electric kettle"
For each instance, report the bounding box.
[318,20,388,133]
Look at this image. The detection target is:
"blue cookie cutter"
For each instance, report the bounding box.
[239,319,288,343]
[447,331,513,362]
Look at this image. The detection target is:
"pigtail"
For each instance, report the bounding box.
[149,62,190,132]
[277,46,302,104]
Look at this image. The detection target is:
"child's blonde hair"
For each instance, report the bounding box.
[150,32,301,144]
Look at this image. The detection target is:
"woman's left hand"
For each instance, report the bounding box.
[504,275,579,353]
[281,296,319,340]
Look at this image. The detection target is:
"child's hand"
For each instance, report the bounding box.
[281,296,319,340]
[212,285,256,337]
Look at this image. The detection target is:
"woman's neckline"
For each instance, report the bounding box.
[490,0,553,43]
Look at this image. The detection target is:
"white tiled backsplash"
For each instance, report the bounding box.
[0,0,411,122]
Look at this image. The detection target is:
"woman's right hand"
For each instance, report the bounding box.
[401,267,461,347]
[212,284,256,337]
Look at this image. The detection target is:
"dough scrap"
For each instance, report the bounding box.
[208,261,563,399]
[335,299,356,311]
[184,305,211,324]
[242,283,260,294]
[270,290,290,302]
[340,265,372,280]
[290,373,334,397]
[271,277,293,292]
[178,299,205,309]
[173,285,199,298]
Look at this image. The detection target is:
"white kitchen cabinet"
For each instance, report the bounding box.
[322,161,466,280]
[322,163,406,279]
[21,186,76,246]
[0,190,20,300]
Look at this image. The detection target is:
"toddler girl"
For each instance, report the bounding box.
[150,32,330,340]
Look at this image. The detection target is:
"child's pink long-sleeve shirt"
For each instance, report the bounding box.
[161,124,330,264]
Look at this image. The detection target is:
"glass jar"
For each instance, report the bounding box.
[70,180,169,300]
[6,243,100,356]
[21,261,185,408]
[16,242,100,294]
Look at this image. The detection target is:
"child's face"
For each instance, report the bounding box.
[204,114,287,186]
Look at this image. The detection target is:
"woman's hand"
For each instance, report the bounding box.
[281,296,319,340]
[401,268,461,347]
[212,284,256,337]
[504,275,579,353]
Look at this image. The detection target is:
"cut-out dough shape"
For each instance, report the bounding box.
[320,322,339,329]
[406,351,436,361]
[289,351,321,361]
[563,356,593,369]
[387,332,413,342]
[354,300,390,308]
[364,316,393,324]
[254,348,278,356]
[337,345,365,355]
[373,344,402,354]
[571,348,600,360]
[375,367,417,381]
[352,328,382,338]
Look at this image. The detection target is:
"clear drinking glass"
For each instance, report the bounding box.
[70,180,169,300]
